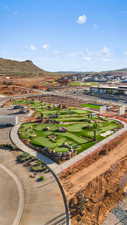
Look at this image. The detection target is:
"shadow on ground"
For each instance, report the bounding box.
[44,213,66,225]
[112,207,127,225]
[0,124,13,128]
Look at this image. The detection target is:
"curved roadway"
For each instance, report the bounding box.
[0,164,23,225]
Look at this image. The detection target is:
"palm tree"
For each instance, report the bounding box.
[88,112,92,119]
[93,121,98,141]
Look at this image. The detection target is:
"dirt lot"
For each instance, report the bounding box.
[0,164,19,225]
[16,95,85,107]
[60,132,127,225]
[0,76,60,95]
[0,84,37,96]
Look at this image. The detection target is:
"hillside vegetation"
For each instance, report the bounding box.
[0,58,57,77]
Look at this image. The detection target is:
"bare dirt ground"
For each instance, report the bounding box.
[70,159,127,225]
[0,76,60,95]
[20,95,85,108]
[0,164,19,225]
[0,145,66,225]
[60,132,127,225]
[0,84,38,96]
[68,136,127,196]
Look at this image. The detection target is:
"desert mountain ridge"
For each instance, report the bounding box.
[1,58,127,80]
[0,58,58,77]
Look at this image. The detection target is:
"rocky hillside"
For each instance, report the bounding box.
[0,58,52,77]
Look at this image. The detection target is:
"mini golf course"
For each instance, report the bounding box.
[14,99,122,161]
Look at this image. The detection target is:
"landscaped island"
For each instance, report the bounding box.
[13,99,122,163]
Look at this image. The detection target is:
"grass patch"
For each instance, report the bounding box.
[18,100,121,156]
[81,103,101,109]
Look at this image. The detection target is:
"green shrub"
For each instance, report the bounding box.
[37,176,44,182]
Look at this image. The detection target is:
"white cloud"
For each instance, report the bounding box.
[53,50,62,55]
[53,50,60,55]
[103,58,112,62]
[82,56,92,61]
[68,51,81,57]
[124,51,127,56]
[30,44,37,51]
[76,14,87,24]
[60,47,112,63]
[42,44,49,49]
[100,46,111,57]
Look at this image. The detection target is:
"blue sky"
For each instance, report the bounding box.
[0,0,127,71]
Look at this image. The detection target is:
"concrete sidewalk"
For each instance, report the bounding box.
[11,123,59,172]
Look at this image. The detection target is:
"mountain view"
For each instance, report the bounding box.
[0,58,52,76]
[0,1,127,225]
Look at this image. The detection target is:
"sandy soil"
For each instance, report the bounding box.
[69,137,127,196]
[0,75,60,95]
[60,131,127,225]
[0,164,19,225]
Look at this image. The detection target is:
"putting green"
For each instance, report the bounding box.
[16,99,121,155]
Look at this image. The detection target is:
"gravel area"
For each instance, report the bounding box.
[103,198,127,225]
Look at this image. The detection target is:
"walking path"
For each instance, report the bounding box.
[11,123,59,171]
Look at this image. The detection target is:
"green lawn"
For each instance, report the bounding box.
[17,99,121,156]
[81,103,101,109]
[32,136,57,148]
[69,81,86,86]
[20,118,120,155]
